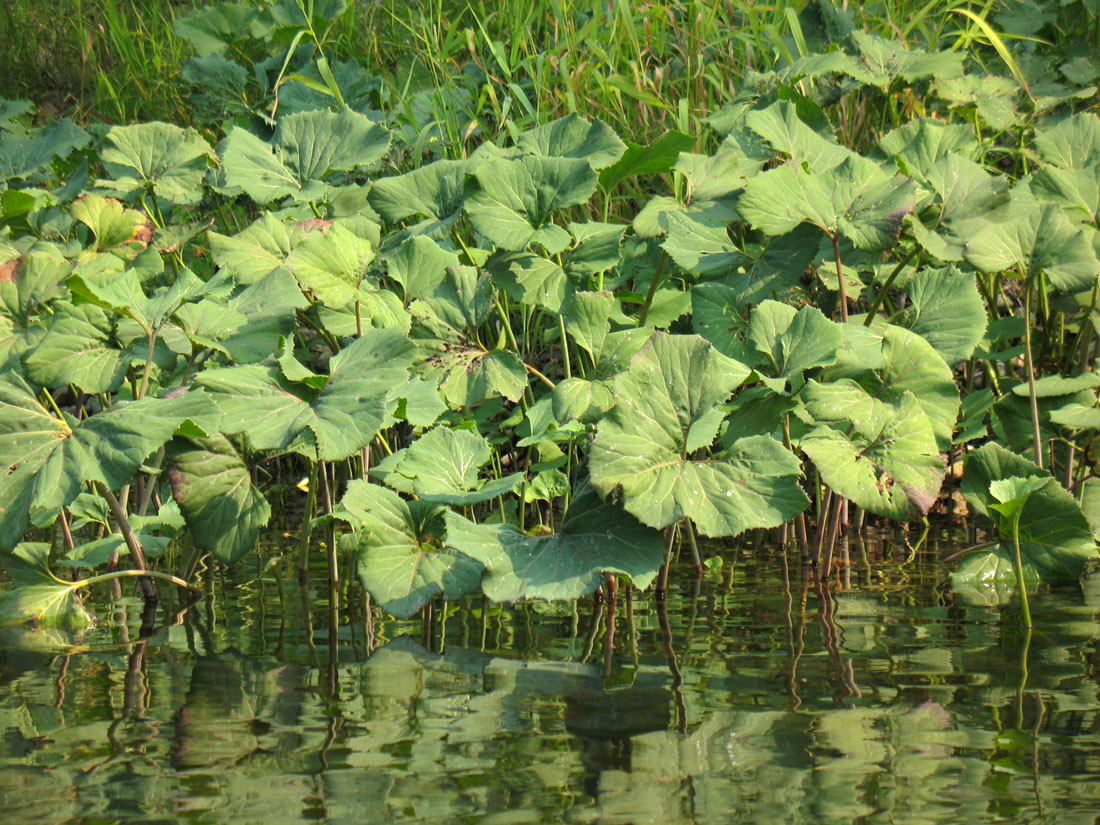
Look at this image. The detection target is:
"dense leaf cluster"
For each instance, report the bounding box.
[2,0,1100,624]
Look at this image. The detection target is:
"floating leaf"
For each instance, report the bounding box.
[443,483,666,601]
[338,481,483,619]
[0,544,94,627]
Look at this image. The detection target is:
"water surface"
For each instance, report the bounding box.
[2,529,1099,824]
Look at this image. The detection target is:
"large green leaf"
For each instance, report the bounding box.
[465,156,598,252]
[824,321,959,450]
[208,212,297,285]
[0,119,89,180]
[367,159,468,224]
[196,327,413,461]
[167,434,271,565]
[957,443,1097,582]
[443,483,666,601]
[935,74,1020,131]
[338,481,483,619]
[221,266,309,363]
[371,426,523,504]
[739,155,915,251]
[589,332,808,535]
[874,118,979,181]
[97,121,214,205]
[0,376,219,549]
[910,152,1011,261]
[889,266,986,366]
[385,235,459,303]
[964,198,1099,291]
[598,130,694,192]
[800,380,945,520]
[0,543,94,627]
[746,301,842,392]
[744,100,851,172]
[515,114,626,170]
[22,302,130,393]
[285,220,375,308]
[70,195,154,257]
[220,107,391,203]
[661,212,745,277]
[1032,112,1100,170]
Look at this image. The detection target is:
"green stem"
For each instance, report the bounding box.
[830,232,849,323]
[863,248,918,325]
[1023,273,1043,469]
[637,251,668,327]
[1009,508,1033,628]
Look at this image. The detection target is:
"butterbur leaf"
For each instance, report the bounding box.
[372,426,523,504]
[746,300,842,391]
[598,130,694,192]
[874,119,978,181]
[661,212,745,277]
[890,266,986,366]
[220,107,391,203]
[98,121,214,205]
[0,544,94,627]
[196,327,413,461]
[0,375,220,549]
[167,435,271,566]
[367,159,468,223]
[23,302,129,393]
[515,114,627,169]
[173,1,256,56]
[935,75,1019,131]
[739,155,915,251]
[589,332,808,535]
[208,212,297,285]
[286,220,375,308]
[957,443,1098,582]
[964,199,1099,292]
[385,235,459,303]
[70,196,154,257]
[824,321,959,451]
[800,380,945,520]
[338,481,483,619]
[466,155,598,252]
[443,483,666,601]
[745,100,850,172]
[1032,113,1100,170]
[0,119,89,180]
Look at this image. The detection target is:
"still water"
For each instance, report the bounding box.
[2,529,1099,824]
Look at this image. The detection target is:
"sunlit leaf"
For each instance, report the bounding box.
[443,483,666,601]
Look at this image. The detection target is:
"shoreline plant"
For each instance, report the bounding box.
[2,0,1100,628]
